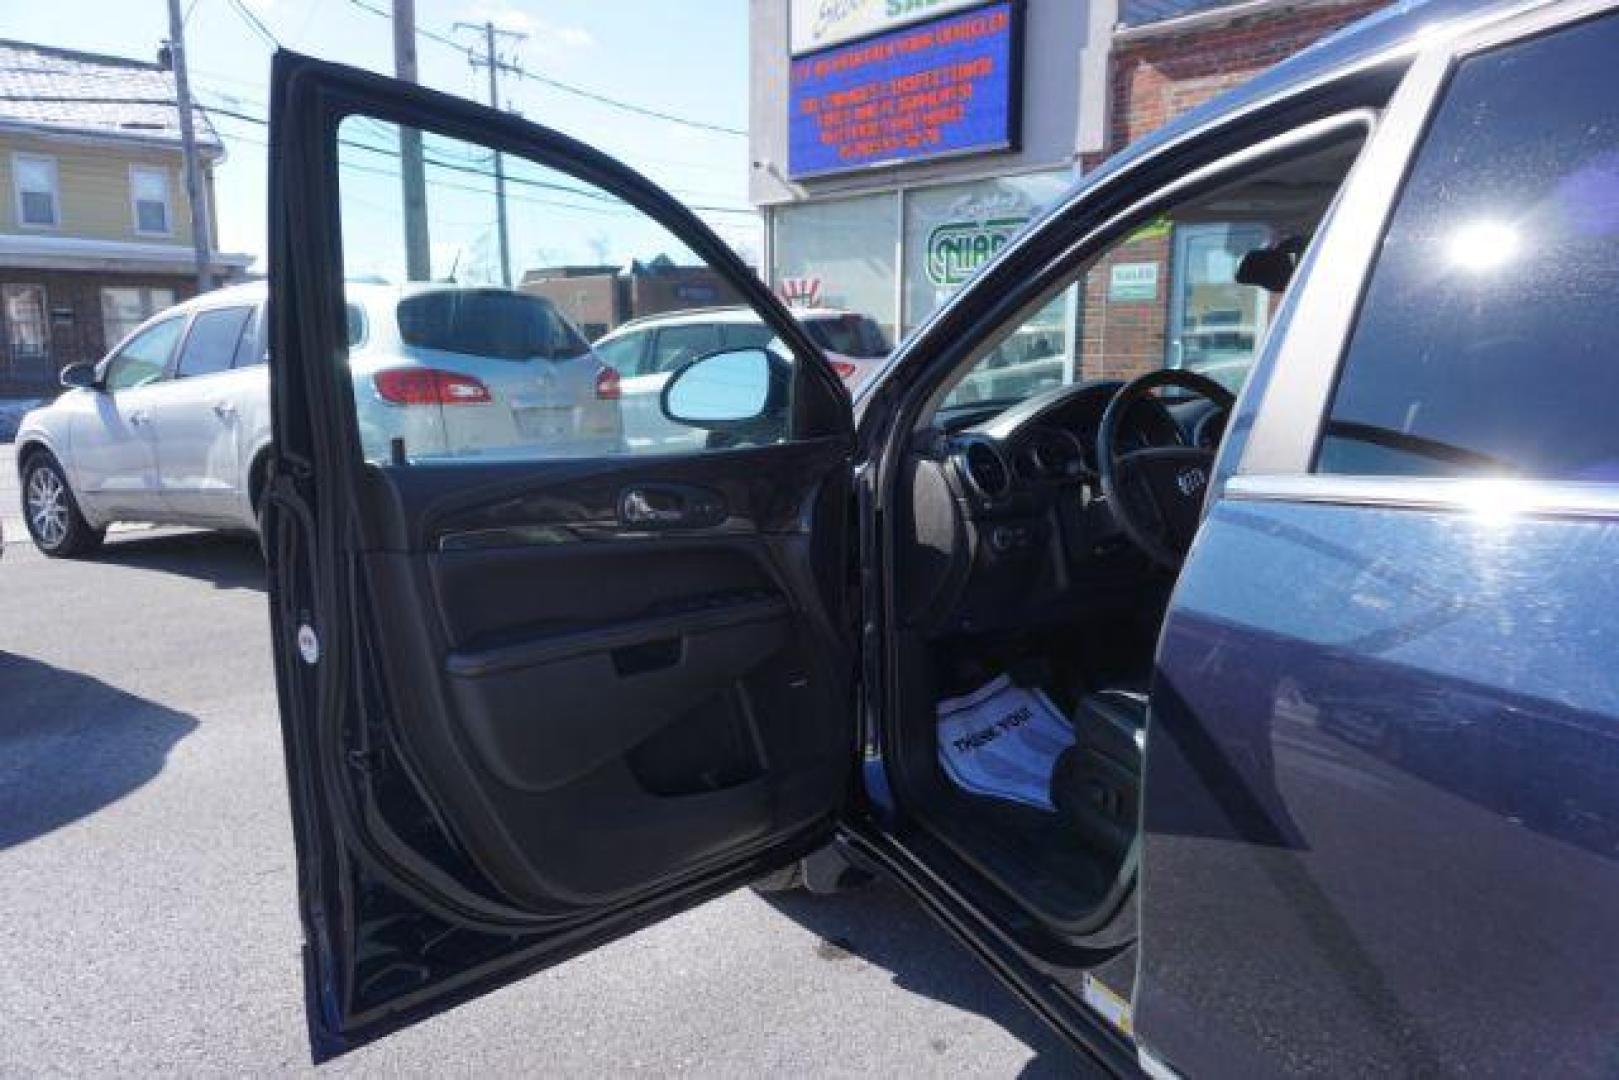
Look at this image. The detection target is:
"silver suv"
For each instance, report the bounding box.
[15,282,621,555]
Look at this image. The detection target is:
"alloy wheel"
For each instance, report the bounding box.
[26,464,69,549]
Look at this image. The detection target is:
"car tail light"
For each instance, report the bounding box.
[374,368,491,405]
[830,360,858,381]
[594,365,621,400]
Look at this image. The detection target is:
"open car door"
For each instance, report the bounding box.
[263,52,857,1061]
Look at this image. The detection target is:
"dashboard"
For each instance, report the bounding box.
[897,380,1224,635]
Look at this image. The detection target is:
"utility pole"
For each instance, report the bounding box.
[455,20,525,287]
[393,0,432,281]
[165,0,214,293]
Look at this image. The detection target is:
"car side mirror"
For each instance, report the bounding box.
[59,362,99,391]
[660,348,773,428]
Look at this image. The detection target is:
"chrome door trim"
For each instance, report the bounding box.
[1228,474,1619,520]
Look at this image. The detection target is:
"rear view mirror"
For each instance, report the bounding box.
[59,363,98,390]
[661,349,772,427]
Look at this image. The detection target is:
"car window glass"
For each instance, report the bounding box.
[939,136,1363,412]
[233,306,264,368]
[803,314,889,358]
[721,323,776,350]
[649,324,722,374]
[345,302,366,349]
[335,119,799,462]
[395,289,586,361]
[1317,15,1619,481]
[176,306,253,378]
[104,316,184,390]
[593,332,646,375]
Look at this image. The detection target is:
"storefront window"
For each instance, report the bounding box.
[901,171,1072,336]
[772,194,898,344]
[101,286,177,350]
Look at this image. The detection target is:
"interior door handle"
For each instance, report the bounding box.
[619,488,688,526]
[617,484,726,529]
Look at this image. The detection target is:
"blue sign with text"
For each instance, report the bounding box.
[788,2,1019,179]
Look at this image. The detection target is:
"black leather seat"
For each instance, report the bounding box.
[1050,690,1146,856]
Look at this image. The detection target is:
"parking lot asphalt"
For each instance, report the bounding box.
[0,481,1092,1077]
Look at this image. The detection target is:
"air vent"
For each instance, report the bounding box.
[956,438,1011,500]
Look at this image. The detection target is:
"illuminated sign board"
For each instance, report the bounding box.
[788,1,1021,180]
[790,0,991,55]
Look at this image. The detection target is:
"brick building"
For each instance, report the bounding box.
[0,39,250,398]
[1074,0,1389,383]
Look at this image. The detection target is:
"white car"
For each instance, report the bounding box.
[592,306,889,453]
[15,281,622,556]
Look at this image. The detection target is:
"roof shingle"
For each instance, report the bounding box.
[0,38,221,149]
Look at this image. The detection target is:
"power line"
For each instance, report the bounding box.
[196,102,758,218]
[340,0,745,138]
[189,89,755,211]
[0,88,756,219]
[225,0,284,50]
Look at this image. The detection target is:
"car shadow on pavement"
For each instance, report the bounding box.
[93,530,265,592]
[764,881,1102,1077]
[0,652,199,850]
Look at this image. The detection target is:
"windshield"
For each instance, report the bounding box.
[803,314,890,359]
[396,289,590,361]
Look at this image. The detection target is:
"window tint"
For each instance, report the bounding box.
[721,323,776,350]
[176,306,252,378]
[594,331,647,374]
[395,289,587,361]
[105,316,183,390]
[649,324,721,373]
[233,307,263,368]
[802,314,889,358]
[1319,16,1619,481]
[345,303,366,349]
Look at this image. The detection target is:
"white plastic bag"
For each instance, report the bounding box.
[936,675,1074,811]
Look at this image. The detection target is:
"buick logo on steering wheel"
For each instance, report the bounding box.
[1176,467,1208,497]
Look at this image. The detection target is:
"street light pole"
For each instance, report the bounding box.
[165,0,214,293]
[393,0,432,281]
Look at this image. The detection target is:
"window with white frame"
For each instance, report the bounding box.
[13,154,59,228]
[129,165,172,235]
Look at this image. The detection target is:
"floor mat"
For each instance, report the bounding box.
[936,675,1074,811]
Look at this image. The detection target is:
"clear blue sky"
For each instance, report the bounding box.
[0,0,757,275]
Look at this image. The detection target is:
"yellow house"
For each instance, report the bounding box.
[0,38,250,397]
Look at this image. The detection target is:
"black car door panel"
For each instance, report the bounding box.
[265,51,855,1059]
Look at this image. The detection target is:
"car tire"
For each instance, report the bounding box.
[21,452,104,558]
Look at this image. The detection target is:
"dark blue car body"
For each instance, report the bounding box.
[264,0,1619,1073]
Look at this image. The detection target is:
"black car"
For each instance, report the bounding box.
[261,0,1619,1073]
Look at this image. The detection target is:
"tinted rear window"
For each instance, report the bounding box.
[803,314,889,359]
[396,290,588,361]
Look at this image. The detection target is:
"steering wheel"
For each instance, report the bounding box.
[1097,369,1235,570]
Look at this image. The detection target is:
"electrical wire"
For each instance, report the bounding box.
[340,0,746,138]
